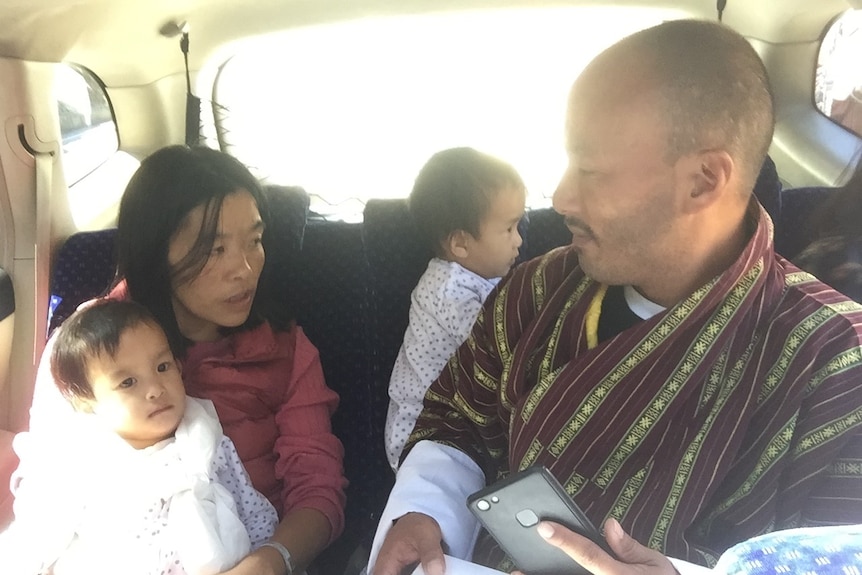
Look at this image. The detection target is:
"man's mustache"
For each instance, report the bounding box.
[564,216,595,239]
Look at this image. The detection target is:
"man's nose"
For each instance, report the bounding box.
[552,171,579,215]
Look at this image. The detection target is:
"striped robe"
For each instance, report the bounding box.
[406,203,862,568]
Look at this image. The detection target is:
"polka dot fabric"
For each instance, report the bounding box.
[384,258,499,470]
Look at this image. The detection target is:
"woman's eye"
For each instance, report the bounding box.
[157,361,171,373]
[211,245,226,255]
[118,378,135,389]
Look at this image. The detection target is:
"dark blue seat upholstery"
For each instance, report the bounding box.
[519,207,571,262]
[753,155,782,225]
[48,228,118,335]
[362,198,431,421]
[289,219,382,575]
[774,186,833,260]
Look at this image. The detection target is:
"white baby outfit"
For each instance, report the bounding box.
[1,397,278,575]
[385,258,499,470]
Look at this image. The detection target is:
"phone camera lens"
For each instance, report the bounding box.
[477,499,491,511]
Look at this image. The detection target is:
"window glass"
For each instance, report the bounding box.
[214,7,684,220]
[55,64,119,186]
[815,9,862,137]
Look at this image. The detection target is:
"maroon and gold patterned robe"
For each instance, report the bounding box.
[407,204,862,568]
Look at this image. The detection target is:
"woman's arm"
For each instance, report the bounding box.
[219,508,334,575]
[219,327,346,575]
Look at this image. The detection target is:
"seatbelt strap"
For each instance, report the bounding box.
[18,121,55,365]
[33,148,53,364]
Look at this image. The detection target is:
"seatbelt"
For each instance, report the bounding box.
[18,122,55,366]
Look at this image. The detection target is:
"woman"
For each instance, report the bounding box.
[23,146,346,575]
[794,156,862,303]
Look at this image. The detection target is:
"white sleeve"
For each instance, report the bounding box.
[385,276,450,471]
[385,267,489,471]
[214,436,279,548]
[367,441,486,573]
[3,431,85,574]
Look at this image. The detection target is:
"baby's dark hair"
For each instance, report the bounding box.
[409,147,524,256]
[50,299,164,402]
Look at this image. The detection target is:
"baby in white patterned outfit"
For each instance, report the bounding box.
[0,299,278,575]
[385,147,526,470]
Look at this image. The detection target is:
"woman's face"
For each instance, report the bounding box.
[167,189,265,342]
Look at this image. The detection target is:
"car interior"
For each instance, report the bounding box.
[1,0,861,573]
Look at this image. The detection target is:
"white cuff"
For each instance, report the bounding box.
[366,441,486,573]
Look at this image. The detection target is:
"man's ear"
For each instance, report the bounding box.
[682,150,734,211]
[446,230,471,260]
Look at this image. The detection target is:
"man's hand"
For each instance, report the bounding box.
[516,518,678,575]
[372,512,446,575]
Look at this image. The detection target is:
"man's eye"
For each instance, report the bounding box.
[157,361,171,373]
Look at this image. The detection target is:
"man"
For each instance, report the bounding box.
[369,19,862,575]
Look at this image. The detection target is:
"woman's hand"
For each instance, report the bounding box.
[513,518,679,575]
[218,508,333,575]
[217,546,284,575]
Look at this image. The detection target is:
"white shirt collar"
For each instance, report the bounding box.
[624,285,666,320]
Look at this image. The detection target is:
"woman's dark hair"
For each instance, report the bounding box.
[51,299,160,401]
[114,145,291,356]
[810,157,862,240]
[409,147,525,256]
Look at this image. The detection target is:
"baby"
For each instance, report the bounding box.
[385,147,526,470]
[1,299,278,575]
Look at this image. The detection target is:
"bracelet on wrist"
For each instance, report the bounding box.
[260,541,294,575]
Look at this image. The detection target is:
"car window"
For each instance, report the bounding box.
[55,64,118,185]
[814,9,862,137]
[214,7,684,220]
[55,64,138,230]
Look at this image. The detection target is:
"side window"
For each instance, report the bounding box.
[55,64,119,185]
[815,9,862,137]
[55,64,138,230]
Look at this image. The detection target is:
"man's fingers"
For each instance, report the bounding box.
[373,532,424,575]
[372,542,418,575]
[537,521,621,575]
[419,551,446,575]
[602,518,665,566]
[372,513,445,575]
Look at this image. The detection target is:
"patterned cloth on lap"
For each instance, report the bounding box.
[715,525,862,575]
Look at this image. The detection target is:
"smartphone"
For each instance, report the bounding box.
[466,466,612,575]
